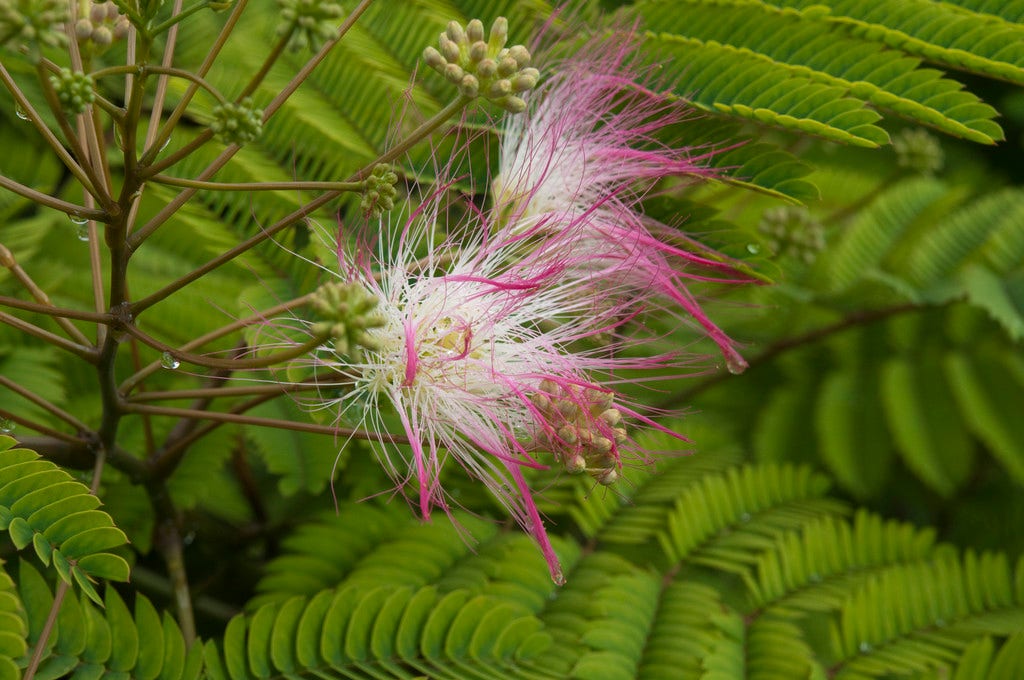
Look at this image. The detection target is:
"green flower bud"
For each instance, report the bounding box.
[445,20,465,45]
[277,0,343,52]
[360,163,400,218]
[50,68,95,116]
[91,25,112,46]
[76,18,94,39]
[423,46,444,69]
[309,281,386,361]
[0,0,66,51]
[459,74,479,98]
[422,15,540,112]
[893,127,944,175]
[210,98,264,146]
[757,205,826,264]
[465,19,484,43]
[488,17,508,53]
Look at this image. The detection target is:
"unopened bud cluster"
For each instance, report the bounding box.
[50,69,95,116]
[74,2,129,50]
[423,17,540,113]
[361,164,399,218]
[531,380,626,485]
[758,206,826,264]
[893,128,944,175]
[0,0,66,50]
[310,282,386,362]
[210,98,264,146]
[277,0,342,52]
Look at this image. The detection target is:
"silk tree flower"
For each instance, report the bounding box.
[493,30,750,374]
[302,186,686,584]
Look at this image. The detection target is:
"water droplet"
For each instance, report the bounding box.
[746,243,761,254]
[14,104,28,121]
[160,351,180,370]
[68,214,89,225]
[740,512,751,523]
[724,348,748,375]
[76,224,89,242]
[114,126,124,150]
[859,642,872,654]
[160,135,171,152]
[0,418,14,435]
[182,531,196,546]
[809,572,822,583]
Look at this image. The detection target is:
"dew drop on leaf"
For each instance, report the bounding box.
[746,243,761,254]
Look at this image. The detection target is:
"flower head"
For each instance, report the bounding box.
[300,183,680,584]
[494,30,750,373]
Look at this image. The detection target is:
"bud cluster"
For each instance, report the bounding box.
[530,379,626,485]
[209,98,264,146]
[0,0,66,50]
[49,68,95,115]
[309,281,386,362]
[423,17,540,113]
[360,164,399,218]
[893,127,944,175]
[758,206,826,264]
[277,0,342,52]
[74,1,129,50]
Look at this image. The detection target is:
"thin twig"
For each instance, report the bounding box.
[122,402,393,441]
[0,175,107,221]
[0,295,111,323]
[130,0,376,245]
[0,62,102,203]
[140,0,251,165]
[128,380,330,402]
[0,408,83,445]
[150,174,364,193]
[0,311,98,361]
[123,323,326,371]
[119,293,314,393]
[0,375,90,432]
[23,582,68,680]
[0,244,92,345]
[658,302,923,408]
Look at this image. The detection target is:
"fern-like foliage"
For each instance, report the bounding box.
[0,437,129,605]
[216,452,1024,679]
[11,561,201,680]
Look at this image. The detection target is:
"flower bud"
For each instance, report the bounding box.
[445,20,465,45]
[91,25,113,46]
[468,40,487,63]
[488,17,508,52]
[507,45,531,68]
[76,18,95,39]
[459,74,479,98]
[477,58,497,78]
[443,62,464,84]
[440,35,460,63]
[487,79,512,98]
[423,46,445,69]
[465,18,484,42]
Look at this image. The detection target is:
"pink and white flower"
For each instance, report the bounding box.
[311,186,680,584]
[494,30,750,373]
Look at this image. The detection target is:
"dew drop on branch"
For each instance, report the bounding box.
[161,352,180,370]
[0,418,14,435]
[14,104,28,121]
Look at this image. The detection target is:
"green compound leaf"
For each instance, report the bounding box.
[639,0,1004,143]
[0,438,128,602]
